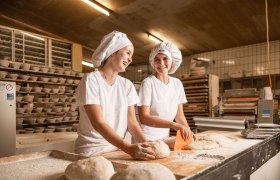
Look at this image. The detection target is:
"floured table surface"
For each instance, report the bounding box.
[103,131,262,179]
[0,131,263,180]
[0,151,85,180]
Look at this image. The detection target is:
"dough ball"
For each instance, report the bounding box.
[65,156,115,180]
[163,136,176,150]
[148,140,170,159]
[185,140,220,150]
[200,134,234,145]
[110,163,176,180]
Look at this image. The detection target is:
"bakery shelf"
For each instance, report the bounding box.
[0,78,78,87]
[0,67,82,79]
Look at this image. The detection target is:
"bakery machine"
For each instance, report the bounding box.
[194,88,280,136]
[193,88,259,130]
[218,88,259,122]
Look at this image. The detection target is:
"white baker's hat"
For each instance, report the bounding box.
[149,42,182,74]
[91,31,133,67]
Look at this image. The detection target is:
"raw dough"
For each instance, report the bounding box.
[148,140,170,159]
[185,140,220,150]
[200,133,234,145]
[184,133,235,150]
[163,136,176,150]
[65,156,115,180]
[110,163,176,180]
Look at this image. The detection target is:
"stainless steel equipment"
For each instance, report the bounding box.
[0,81,16,157]
[193,116,245,130]
[257,100,274,123]
[217,88,259,122]
[241,121,280,139]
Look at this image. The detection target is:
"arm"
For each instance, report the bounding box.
[138,106,174,128]
[174,104,194,140]
[84,104,155,160]
[138,106,185,130]
[127,105,146,143]
[174,104,189,126]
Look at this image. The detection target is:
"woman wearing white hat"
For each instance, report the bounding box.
[138,42,193,143]
[75,31,155,160]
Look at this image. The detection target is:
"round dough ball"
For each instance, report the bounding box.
[185,140,220,150]
[148,140,170,159]
[65,156,115,180]
[110,163,176,180]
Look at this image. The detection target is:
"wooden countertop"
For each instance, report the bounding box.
[103,131,262,179]
[16,132,78,149]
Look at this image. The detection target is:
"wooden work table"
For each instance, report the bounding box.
[103,131,280,180]
[1,131,279,179]
[16,132,77,154]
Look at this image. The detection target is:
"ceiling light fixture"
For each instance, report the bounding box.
[81,0,110,16]
[23,32,45,41]
[148,34,163,43]
[82,60,94,67]
[192,57,212,62]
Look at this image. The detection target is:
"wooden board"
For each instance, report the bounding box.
[103,131,262,179]
[103,151,206,179]
[185,89,208,93]
[186,96,208,100]
[185,92,208,96]
[184,85,208,90]
[182,79,208,84]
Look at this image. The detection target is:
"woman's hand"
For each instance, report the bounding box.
[172,122,194,141]
[127,143,156,160]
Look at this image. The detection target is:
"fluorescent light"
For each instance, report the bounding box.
[81,0,110,16]
[148,34,162,43]
[82,60,94,67]
[193,57,212,62]
[222,60,235,65]
[23,32,45,41]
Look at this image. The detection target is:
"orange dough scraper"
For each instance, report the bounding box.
[174,130,194,150]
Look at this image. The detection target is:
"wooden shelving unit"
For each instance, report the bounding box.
[0,26,73,69]
[0,62,83,134]
[179,74,219,131]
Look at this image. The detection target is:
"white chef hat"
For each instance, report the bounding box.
[149,42,182,74]
[91,31,133,67]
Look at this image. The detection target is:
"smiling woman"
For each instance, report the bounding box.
[74,30,156,160]
[138,41,194,143]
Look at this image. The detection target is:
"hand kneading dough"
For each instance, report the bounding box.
[110,163,176,180]
[65,156,114,180]
[148,140,170,159]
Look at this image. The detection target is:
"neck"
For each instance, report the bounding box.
[100,66,118,85]
[155,72,169,84]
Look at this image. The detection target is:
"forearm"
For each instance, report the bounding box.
[128,117,146,143]
[175,104,190,128]
[92,121,132,154]
[175,115,189,127]
[140,114,174,128]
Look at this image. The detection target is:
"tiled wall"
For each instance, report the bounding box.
[125,40,280,81]
[175,40,280,79]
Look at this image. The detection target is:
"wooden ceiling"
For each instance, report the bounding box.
[0,0,280,65]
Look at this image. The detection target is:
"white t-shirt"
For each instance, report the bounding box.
[138,75,187,141]
[75,71,139,156]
